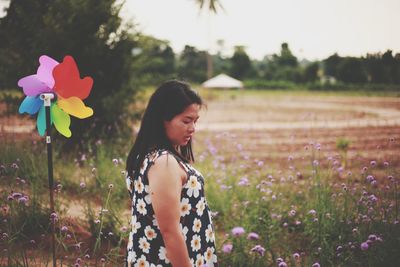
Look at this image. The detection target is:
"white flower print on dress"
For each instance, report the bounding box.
[205,224,215,243]
[180,198,192,217]
[140,158,149,174]
[150,264,162,267]
[193,218,202,233]
[126,175,132,194]
[127,232,133,248]
[152,215,159,228]
[158,246,170,264]
[144,185,151,204]
[191,234,201,252]
[180,224,189,241]
[134,254,149,267]
[186,175,201,198]
[131,193,136,207]
[134,177,145,194]
[139,237,150,254]
[136,199,147,215]
[195,254,205,267]
[127,250,136,264]
[144,225,157,240]
[204,247,217,266]
[131,215,141,234]
[196,197,205,216]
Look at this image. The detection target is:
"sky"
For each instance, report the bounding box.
[1,0,400,60]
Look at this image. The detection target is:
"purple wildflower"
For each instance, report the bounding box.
[247,232,260,240]
[250,245,265,256]
[383,161,389,167]
[50,212,58,223]
[238,177,249,186]
[222,244,233,253]
[292,253,300,260]
[232,227,245,236]
[361,242,369,250]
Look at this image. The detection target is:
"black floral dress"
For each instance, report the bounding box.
[126,149,218,267]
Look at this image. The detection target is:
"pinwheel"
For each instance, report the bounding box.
[18,55,94,137]
[17,55,94,266]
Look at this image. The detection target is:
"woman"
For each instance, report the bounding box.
[125,80,218,267]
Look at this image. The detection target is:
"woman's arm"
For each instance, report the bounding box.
[148,154,191,267]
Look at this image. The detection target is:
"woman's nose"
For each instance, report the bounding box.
[189,122,196,133]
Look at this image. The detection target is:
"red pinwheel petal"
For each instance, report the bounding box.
[53,55,93,100]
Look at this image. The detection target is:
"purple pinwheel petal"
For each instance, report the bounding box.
[18,75,52,96]
[37,55,59,88]
[19,96,43,115]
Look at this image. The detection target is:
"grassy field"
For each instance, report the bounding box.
[0,88,399,266]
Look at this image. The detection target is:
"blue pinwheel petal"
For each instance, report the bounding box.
[19,96,43,115]
[36,105,53,136]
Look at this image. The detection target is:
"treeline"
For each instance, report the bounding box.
[131,40,400,88]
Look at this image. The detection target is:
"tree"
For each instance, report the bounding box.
[230,46,252,79]
[177,45,207,82]
[0,0,139,148]
[277,43,298,67]
[131,35,176,85]
[194,0,223,13]
[365,53,389,83]
[337,57,368,83]
[323,53,341,78]
[303,62,320,83]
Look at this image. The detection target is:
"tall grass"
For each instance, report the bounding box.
[0,131,399,266]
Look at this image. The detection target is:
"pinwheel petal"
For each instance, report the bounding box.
[37,55,59,88]
[18,75,52,96]
[57,97,93,119]
[53,55,93,100]
[37,105,53,136]
[51,103,72,138]
[19,96,43,115]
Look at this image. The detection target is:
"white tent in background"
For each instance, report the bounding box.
[201,73,243,89]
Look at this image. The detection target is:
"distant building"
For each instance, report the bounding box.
[201,74,243,89]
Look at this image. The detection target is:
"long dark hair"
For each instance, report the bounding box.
[126,80,203,178]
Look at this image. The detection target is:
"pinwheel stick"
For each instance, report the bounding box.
[41,93,57,267]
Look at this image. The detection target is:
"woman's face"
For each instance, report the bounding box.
[164,103,200,147]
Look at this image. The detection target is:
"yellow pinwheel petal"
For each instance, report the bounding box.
[58,96,93,119]
[51,104,71,138]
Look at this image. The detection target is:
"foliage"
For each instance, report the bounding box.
[177,45,208,83]
[131,34,176,86]
[243,79,300,90]
[337,57,368,83]
[194,0,224,13]
[229,45,252,79]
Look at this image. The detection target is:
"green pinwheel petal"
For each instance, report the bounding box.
[51,103,71,138]
[36,105,53,136]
